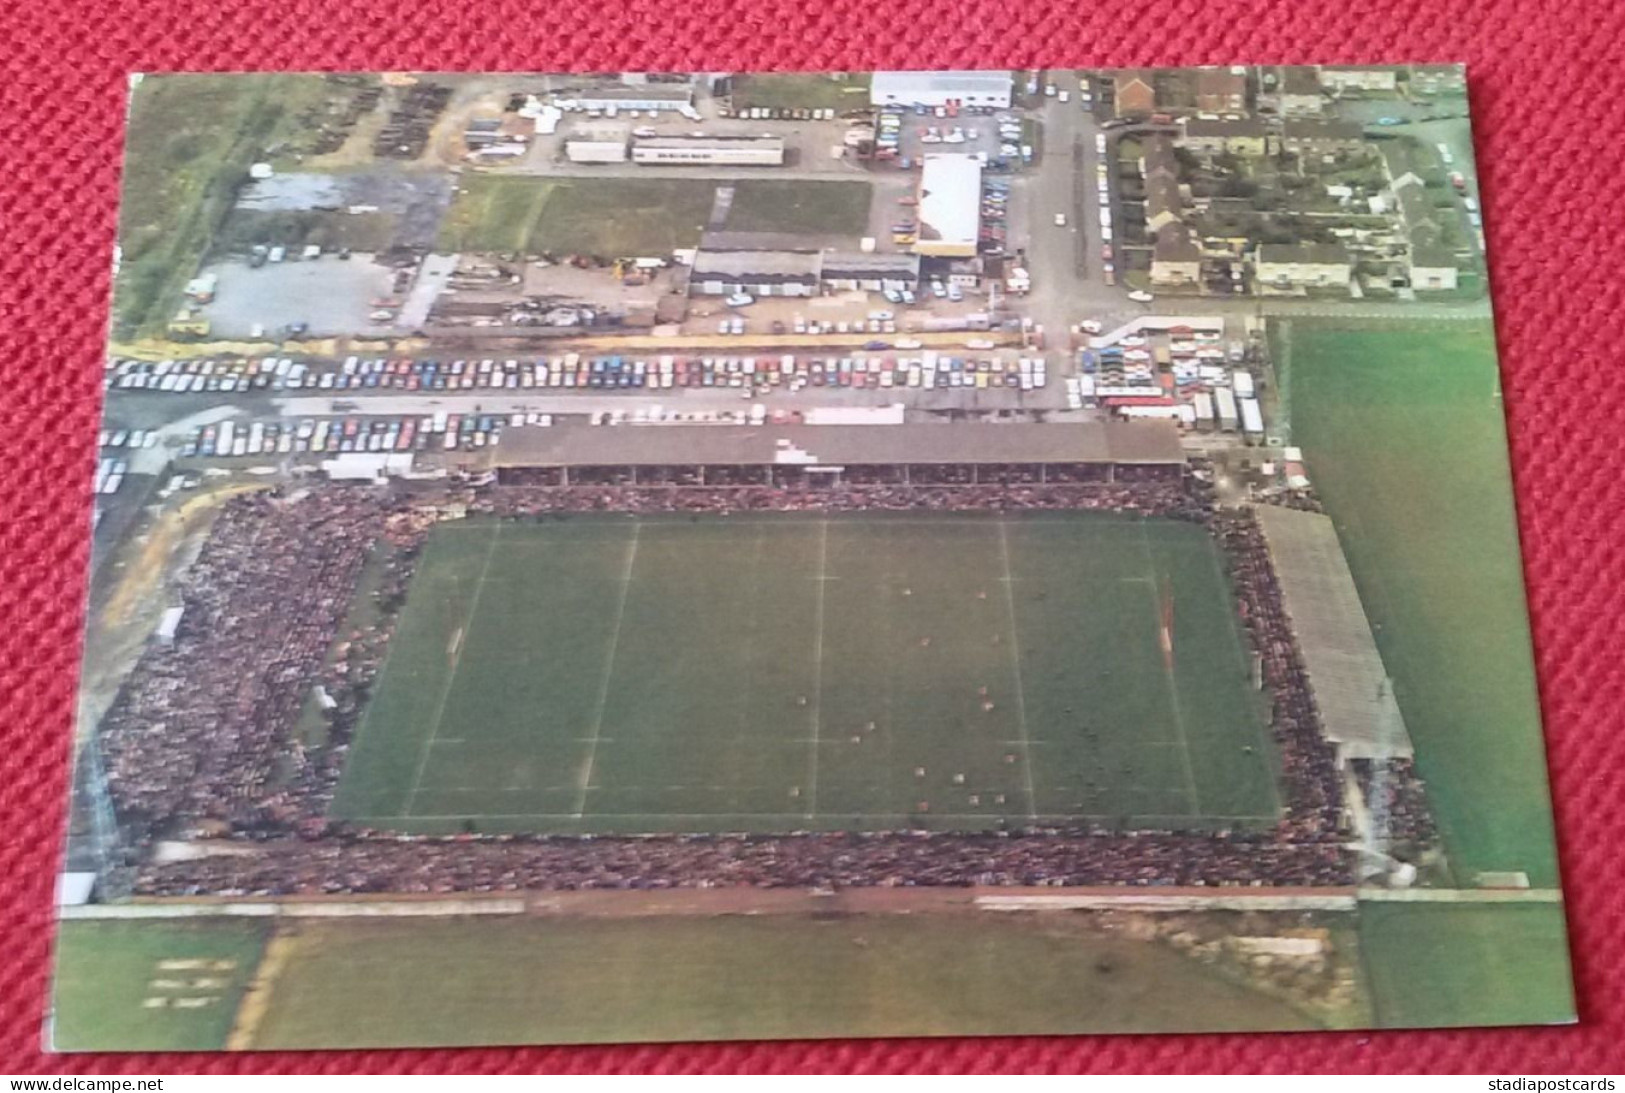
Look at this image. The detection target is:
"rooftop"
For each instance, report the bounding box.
[1410,244,1459,270]
[636,135,784,150]
[1182,117,1268,138]
[1257,242,1351,266]
[1153,223,1203,263]
[917,154,983,250]
[1254,506,1414,761]
[493,421,1187,469]
[691,250,822,280]
[871,70,1013,100]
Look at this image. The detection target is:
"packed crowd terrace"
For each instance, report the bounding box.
[89,442,1434,897]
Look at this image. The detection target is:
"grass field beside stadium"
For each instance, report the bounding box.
[331,512,1278,835]
[50,919,270,1051]
[1278,320,1561,887]
[724,181,872,235]
[436,177,716,256]
[246,913,1321,1048]
[1359,903,1574,1028]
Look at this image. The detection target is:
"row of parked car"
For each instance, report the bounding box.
[182,411,549,459]
[108,347,1047,397]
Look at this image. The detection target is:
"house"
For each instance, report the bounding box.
[1180,118,1272,158]
[1150,223,1203,286]
[1114,70,1157,116]
[1379,140,1436,191]
[1193,67,1249,115]
[1281,119,1368,158]
[1392,180,1443,248]
[1141,134,1180,180]
[1410,64,1467,98]
[1319,66,1399,94]
[1254,243,1351,288]
[1144,175,1184,233]
[1409,246,1460,291]
[1270,67,1324,116]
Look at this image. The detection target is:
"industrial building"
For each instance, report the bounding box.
[564,124,630,163]
[914,154,983,258]
[869,70,1013,109]
[690,250,822,297]
[631,135,785,166]
[819,252,922,293]
[572,86,695,112]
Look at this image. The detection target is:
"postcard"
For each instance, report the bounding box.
[50,66,1573,1051]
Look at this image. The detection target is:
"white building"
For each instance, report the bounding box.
[915,154,983,259]
[870,70,1013,109]
[565,139,628,164]
[631,136,785,167]
[1254,243,1351,288]
[573,86,695,112]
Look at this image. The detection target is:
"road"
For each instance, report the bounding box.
[1022,76,1094,344]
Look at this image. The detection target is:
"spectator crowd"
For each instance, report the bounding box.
[92,471,1434,897]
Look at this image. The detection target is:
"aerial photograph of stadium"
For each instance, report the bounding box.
[50,65,1574,1050]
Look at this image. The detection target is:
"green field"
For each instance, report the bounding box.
[437,177,715,256]
[1279,320,1561,887]
[331,512,1278,835]
[51,918,269,1051]
[1359,903,1574,1028]
[247,912,1318,1048]
[725,180,872,235]
[115,74,342,339]
[729,73,873,112]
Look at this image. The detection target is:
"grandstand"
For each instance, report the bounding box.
[491,420,1187,486]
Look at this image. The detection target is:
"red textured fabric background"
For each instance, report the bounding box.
[3,0,1624,1073]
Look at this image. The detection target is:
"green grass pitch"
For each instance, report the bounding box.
[330,512,1280,835]
[1279,320,1560,888]
[50,918,270,1051]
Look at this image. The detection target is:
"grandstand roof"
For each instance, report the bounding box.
[493,421,1185,469]
[1254,505,1414,761]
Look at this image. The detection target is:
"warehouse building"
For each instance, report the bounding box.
[631,135,785,166]
[572,86,695,112]
[564,123,630,164]
[870,70,1013,109]
[819,252,921,293]
[690,250,821,297]
[915,154,983,258]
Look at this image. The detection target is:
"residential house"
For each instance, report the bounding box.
[1379,140,1436,191]
[1409,64,1467,98]
[1282,118,1368,158]
[1114,70,1157,116]
[1141,134,1180,181]
[1393,180,1443,248]
[1318,66,1399,94]
[1408,246,1460,291]
[1180,118,1272,158]
[1254,243,1351,288]
[1193,67,1248,115]
[1150,223,1203,286]
[1144,175,1184,233]
[1270,67,1324,116]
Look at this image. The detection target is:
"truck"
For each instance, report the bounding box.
[1192,391,1215,431]
[1215,386,1240,432]
[1232,369,1255,399]
[216,420,235,455]
[1239,396,1265,443]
